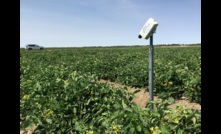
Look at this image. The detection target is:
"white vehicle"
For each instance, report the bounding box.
[25,44,44,50]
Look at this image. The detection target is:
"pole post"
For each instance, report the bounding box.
[149,35,154,110]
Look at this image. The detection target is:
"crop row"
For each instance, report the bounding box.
[21,46,201,104]
[20,58,201,133]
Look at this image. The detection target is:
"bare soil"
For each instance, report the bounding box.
[97,80,201,110]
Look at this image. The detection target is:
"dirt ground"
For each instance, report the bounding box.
[97,80,201,110]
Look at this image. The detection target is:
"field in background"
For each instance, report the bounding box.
[20,45,201,133]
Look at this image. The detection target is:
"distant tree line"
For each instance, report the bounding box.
[20,43,201,49]
[156,43,201,46]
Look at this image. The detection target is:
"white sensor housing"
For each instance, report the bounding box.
[138,18,158,40]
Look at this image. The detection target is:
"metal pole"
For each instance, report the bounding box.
[149,35,154,110]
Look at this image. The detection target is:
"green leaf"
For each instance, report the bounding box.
[46,119,52,124]
[122,100,127,109]
[143,128,151,134]
[101,120,108,127]
[177,128,183,134]
[133,90,141,94]
[192,117,196,124]
[74,122,82,131]
[21,120,31,129]
[129,127,135,134]
[136,125,142,132]
[73,107,77,114]
[160,125,170,134]
[168,97,175,103]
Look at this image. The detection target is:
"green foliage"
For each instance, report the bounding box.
[20,46,201,133]
[21,46,201,103]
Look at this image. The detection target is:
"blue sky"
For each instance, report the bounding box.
[20,0,201,48]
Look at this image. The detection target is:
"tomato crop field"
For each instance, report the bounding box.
[20,46,201,133]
